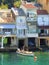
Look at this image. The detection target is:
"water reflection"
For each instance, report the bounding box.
[0,52,49,65]
[1,54,3,65]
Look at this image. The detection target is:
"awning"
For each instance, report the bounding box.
[0,24,15,29]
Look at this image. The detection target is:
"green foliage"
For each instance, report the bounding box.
[3,38,7,44]
[14,1,21,8]
[0,0,36,9]
[0,3,8,9]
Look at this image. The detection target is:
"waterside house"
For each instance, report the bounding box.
[0,1,49,51]
[0,9,16,48]
[20,2,39,50]
[11,8,28,50]
[37,10,49,48]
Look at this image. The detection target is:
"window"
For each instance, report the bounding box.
[27,13,29,17]
[3,29,12,34]
[17,29,25,36]
[28,29,36,33]
[28,26,36,33]
[40,29,48,34]
[40,29,44,33]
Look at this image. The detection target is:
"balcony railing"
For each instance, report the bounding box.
[39,33,49,37]
[0,32,16,35]
[27,30,38,34]
[16,34,27,38]
[27,17,37,22]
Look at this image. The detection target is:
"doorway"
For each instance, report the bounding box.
[40,39,46,48]
[28,38,35,46]
[18,39,24,50]
[28,38,36,51]
[7,37,11,46]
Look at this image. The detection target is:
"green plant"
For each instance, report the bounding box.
[0,3,8,9]
[14,1,21,8]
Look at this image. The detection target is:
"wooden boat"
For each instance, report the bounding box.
[16,51,34,56]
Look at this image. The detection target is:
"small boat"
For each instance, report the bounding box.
[16,51,34,56]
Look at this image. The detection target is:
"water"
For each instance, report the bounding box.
[0,52,49,65]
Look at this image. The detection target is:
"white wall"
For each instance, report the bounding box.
[11,37,17,46]
[37,15,49,26]
[16,16,26,29]
[26,33,38,37]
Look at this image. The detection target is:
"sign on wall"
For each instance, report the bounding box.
[16,16,27,29]
[37,15,49,26]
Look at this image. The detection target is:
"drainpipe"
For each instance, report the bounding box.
[1,37,4,48]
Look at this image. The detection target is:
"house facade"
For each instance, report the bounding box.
[11,8,28,50]
[20,3,38,49]
[37,10,49,48]
[0,9,16,48]
[0,1,49,50]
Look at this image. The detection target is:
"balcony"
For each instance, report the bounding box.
[39,33,49,37]
[16,34,27,38]
[0,32,16,36]
[26,30,38,37]
[26,33,38,37]
[27,17,37,22]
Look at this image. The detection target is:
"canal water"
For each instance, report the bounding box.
[0,52,49,65]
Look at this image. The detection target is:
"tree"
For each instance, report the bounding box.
[14,1,21,8]
[0,3,8,9]
[0,0,2,5]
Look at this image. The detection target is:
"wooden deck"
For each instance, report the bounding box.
[0,47,17,52]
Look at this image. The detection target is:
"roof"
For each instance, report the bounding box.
[34,3,42,7]
[23,3,36,9]
[37,10,48,15]
[0,10,15,23]
[11,8,26,16]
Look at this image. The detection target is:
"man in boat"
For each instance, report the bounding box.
[22,45,33,54]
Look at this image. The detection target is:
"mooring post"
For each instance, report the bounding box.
[1,37,4,48]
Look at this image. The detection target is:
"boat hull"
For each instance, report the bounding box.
[16,52,34,56]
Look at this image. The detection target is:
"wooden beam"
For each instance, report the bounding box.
[38,38,40,48]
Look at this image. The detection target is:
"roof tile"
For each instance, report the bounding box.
[23,4,36,9]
